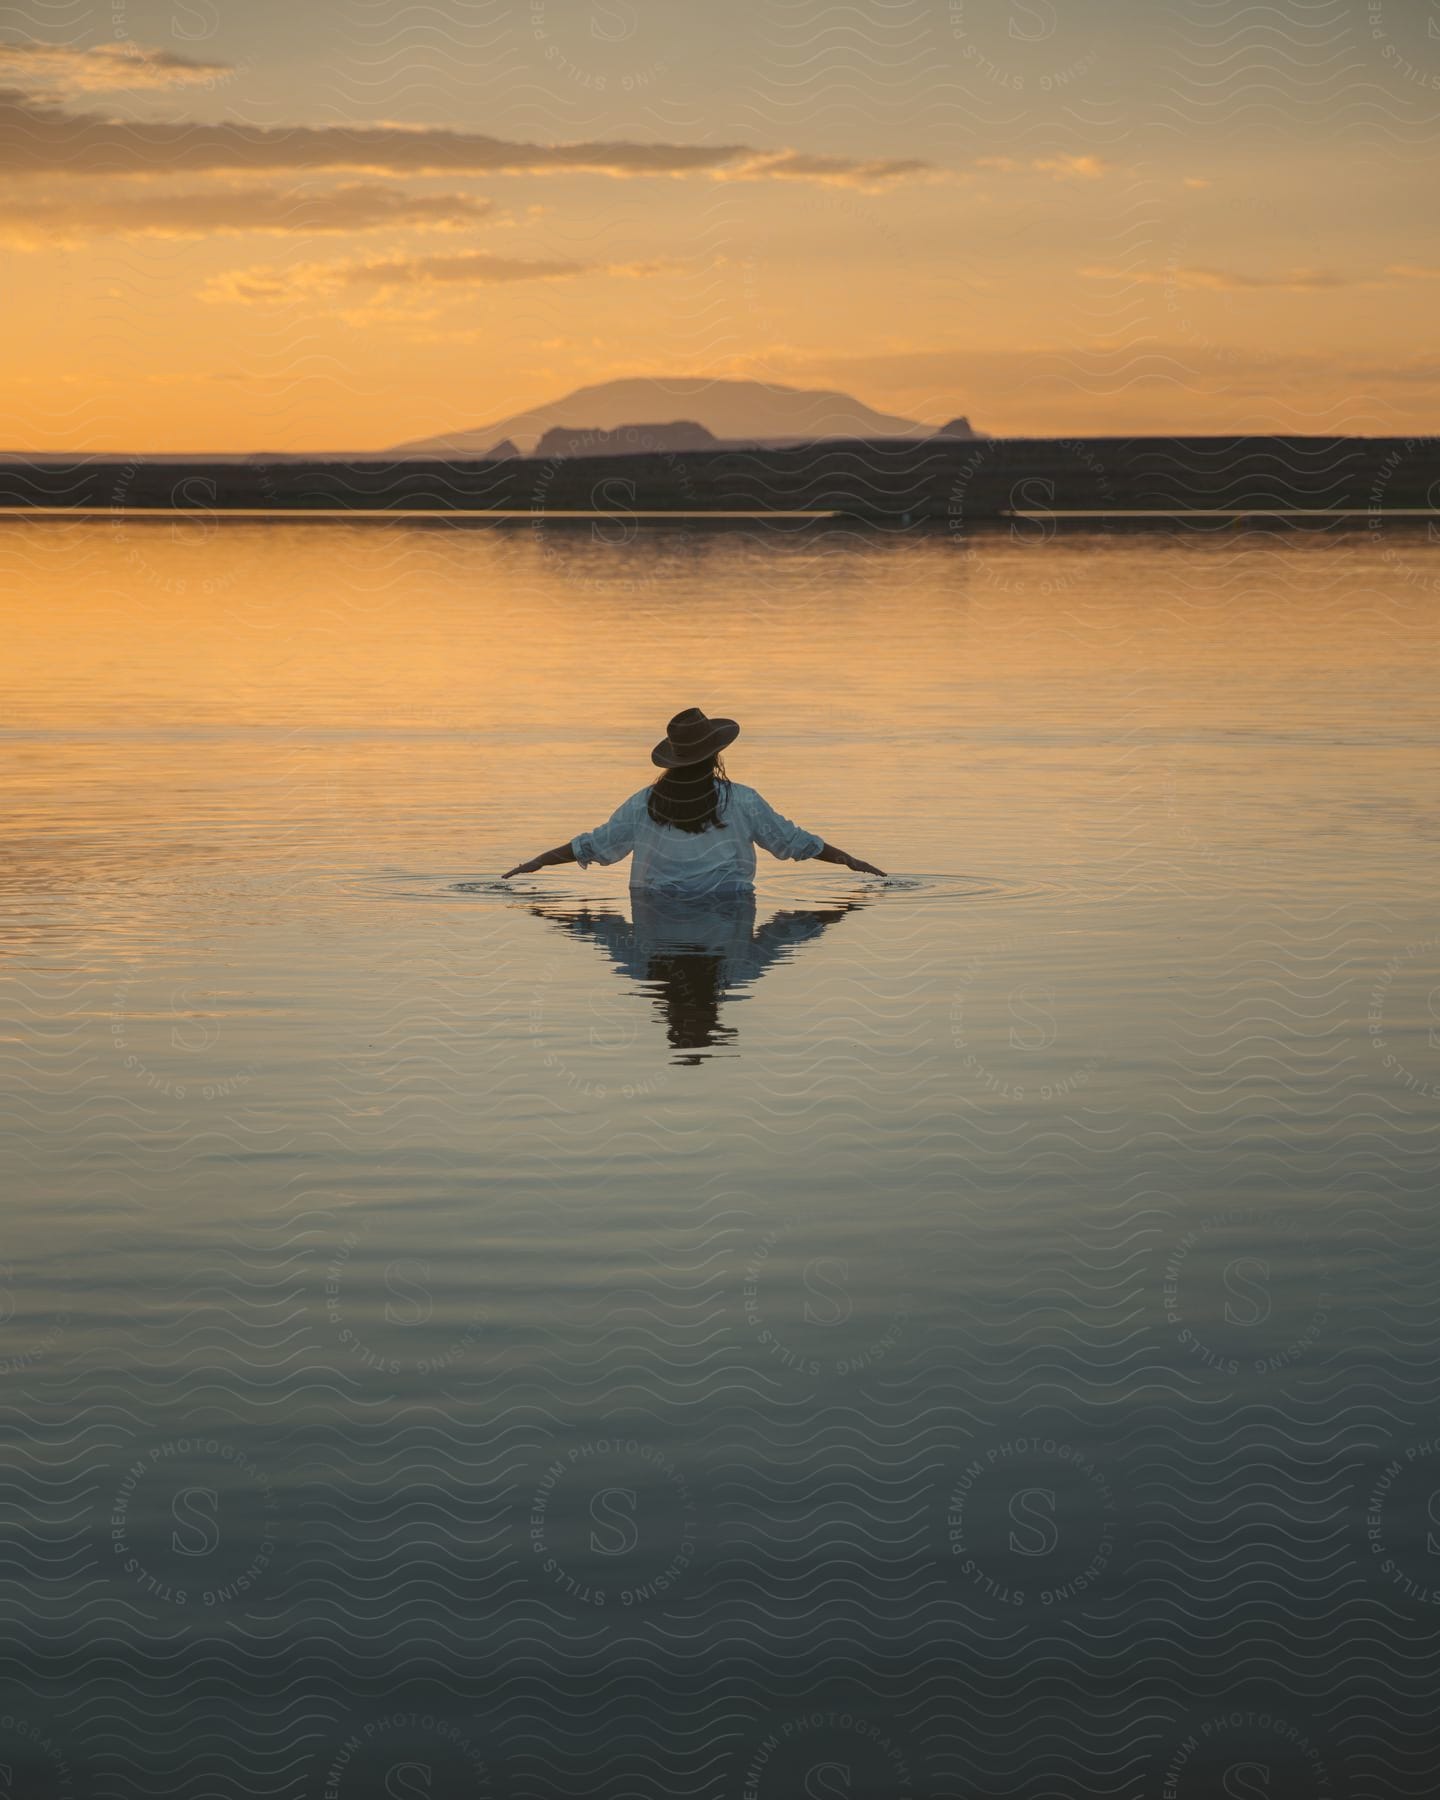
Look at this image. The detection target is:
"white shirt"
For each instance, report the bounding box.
[571,782,824,893]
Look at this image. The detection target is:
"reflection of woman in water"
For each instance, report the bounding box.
[529,891,862,1064]
[502,706,885,891]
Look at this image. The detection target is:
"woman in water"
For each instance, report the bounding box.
[501,707,886,889]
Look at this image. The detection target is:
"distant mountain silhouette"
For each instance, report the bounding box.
[934,416,982,439]
[385,378,968,456]
[534,420,719,459]
[485,438,520,460]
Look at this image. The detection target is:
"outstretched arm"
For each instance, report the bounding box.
[815,841,887,878]
[506,793,642,880]
[502,842,578,880]
[746,791,886,877]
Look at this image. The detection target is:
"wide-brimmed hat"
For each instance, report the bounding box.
[651,706,741,769]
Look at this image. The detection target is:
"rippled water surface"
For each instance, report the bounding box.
[3,517,1438,1798]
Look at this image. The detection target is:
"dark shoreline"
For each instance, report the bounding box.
[1,435,1436,519]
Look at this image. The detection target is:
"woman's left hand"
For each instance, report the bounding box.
[501,859,539,879]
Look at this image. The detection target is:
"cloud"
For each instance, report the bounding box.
[200,247,684,305]
[975,153,1112,180]
[1032,154,1111,180]
[1385,263,1440,280]
[0,181,494,245]
[0,86,931,189]
[523,342,1440,440]
[0,38,229,92]
[721,151,935,192]
[1345,359,1440,384]
[604,258,689,279]
[759,342,1440,403]
[1176,266,1352,292]
[1081,263,1355,292]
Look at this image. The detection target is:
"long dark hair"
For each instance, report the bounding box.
[647,754,731,834]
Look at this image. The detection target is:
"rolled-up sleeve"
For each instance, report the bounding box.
[746,790,824,862]
[572,793,641,868]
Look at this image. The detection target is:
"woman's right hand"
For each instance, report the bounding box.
[844,854,887,878]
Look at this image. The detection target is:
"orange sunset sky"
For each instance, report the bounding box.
[3,2,1438,453]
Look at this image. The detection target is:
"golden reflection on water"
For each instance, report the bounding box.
[3,518,1436,910]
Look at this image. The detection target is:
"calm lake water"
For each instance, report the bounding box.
[3,515,1438,1798]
